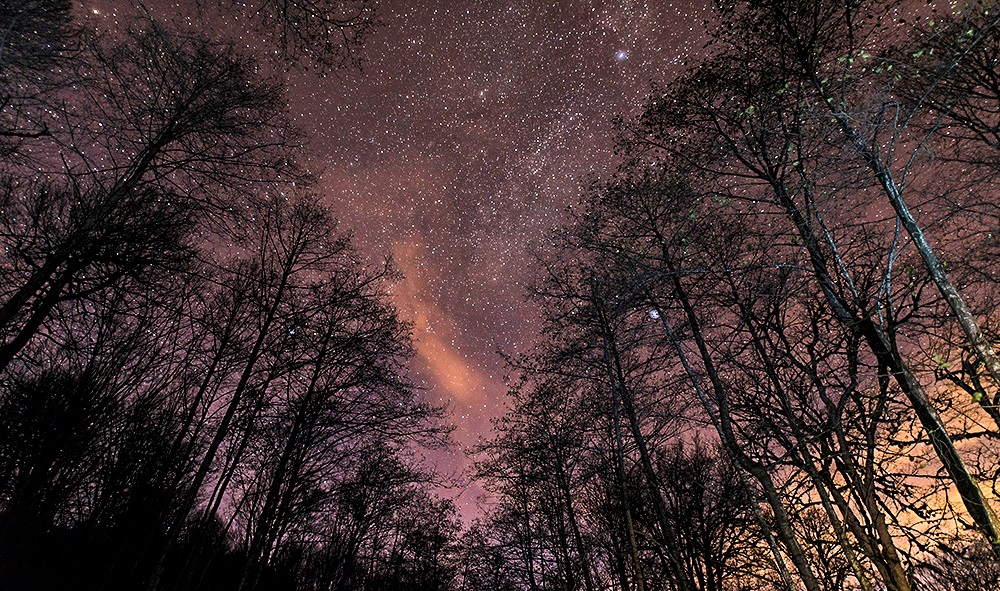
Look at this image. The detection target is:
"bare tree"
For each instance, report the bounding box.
[0,0,75,151]
[0,25,297,376]
[624,20,1000,553]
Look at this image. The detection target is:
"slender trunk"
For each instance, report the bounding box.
[155,255,298,591]
[240,388,317,591]
[734,295,885,591]
[0,127,176,365]
[241,325,336,587]
[121,295,245,589]
[611,533,632,591]
[552,501,575,591]
[659,276,822,591]
[517,476,541,591]
[823,462,913,591]
[168,286,248,476]
[730,456,796,591]
[641,217,816,591]
[0,264,76,372]
[623,508,645,591]
[552,449,596,591]
[827,350,916,591]
[872,512,914,591]
[770,175,1000,557]
[595,300,693,591]
[655,287,798,591]
[802,456,876,591]
[611,375,646,591]
[0,254,63,334]
[183,256,294,523]
[204,364,279,522]
[812,67,1000,432]
[821,431,914,591]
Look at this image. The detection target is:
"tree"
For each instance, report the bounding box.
[0,25,297,376]
[624,4,1000,552]
[217,0,375,70]
[0,0,74,152]
[0,3,460,591]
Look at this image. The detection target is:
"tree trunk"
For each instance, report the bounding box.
[610,375,646,591]
[770,175,1000,558]
[660,274,823,591]
[596,300,694,591]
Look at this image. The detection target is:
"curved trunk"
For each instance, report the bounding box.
[662,280,823,591]
[595,300,695,591]
[770,175,1000,558]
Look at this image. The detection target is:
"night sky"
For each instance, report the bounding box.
[88,0,708,516]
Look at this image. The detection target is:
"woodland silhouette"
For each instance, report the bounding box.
[2,1,1000,590]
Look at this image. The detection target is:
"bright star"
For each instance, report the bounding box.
[615,49,629,61]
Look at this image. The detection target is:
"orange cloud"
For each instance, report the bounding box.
[392,239,489,404]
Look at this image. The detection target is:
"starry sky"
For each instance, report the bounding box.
[89,0,708,516]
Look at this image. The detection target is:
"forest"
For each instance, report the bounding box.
[1,1,1000,590]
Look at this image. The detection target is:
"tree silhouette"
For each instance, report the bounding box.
[0,5,456,590]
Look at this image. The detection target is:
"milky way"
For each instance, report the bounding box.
[88,0,708,516]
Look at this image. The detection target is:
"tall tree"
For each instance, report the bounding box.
[0,25,297,376]
[625,12,1000,552]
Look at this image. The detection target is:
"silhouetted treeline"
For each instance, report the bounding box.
[469,2,1000,591]
[0,3,460,591]
[9,2,1000,591]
